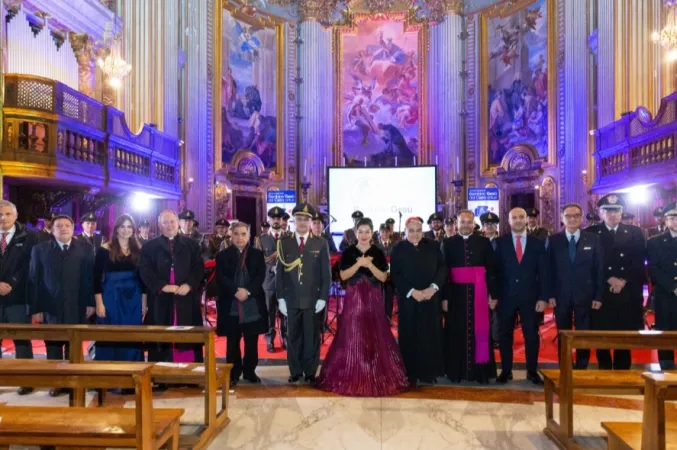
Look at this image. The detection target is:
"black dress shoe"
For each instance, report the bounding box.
[418,377,437,385]
[304,375,316,383]
[267,342,275,353]
[152,383,169,392]
[282,338,288,350]
[526,370,544,385]
[17,387,33,395]
[230,378,239,389]
[288,375,302,383]
[496,371,513,384]
[48,388,70,397]
[244,373,261,383]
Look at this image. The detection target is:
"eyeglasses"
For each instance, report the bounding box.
[563,214,582,219]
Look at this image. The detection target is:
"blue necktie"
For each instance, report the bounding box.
[568,235,576,263]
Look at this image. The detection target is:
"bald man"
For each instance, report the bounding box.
[493,208,549,385]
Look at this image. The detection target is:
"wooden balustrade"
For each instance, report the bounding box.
[2,74,181,199]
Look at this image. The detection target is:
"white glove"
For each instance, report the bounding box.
[315,300,326,313]
[278,298,288,316]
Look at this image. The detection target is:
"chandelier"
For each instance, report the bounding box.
[97,25,131,88]
[652,0,677,62]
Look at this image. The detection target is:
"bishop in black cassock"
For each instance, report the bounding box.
[390,217,447,384]
[442,213,499,384]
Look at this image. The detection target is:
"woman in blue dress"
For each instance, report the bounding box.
[94,214,146,364]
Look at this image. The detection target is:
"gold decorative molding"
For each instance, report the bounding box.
[298,0,339,23]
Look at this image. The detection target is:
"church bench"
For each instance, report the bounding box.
[0,324,230,450]
[0,361,182,449]
[0,406,183,449]
[540,330,677,450]
[601,372,677,450]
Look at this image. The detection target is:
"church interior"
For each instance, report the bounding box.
[1,0,677,449]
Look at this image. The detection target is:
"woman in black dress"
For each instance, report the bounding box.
[94,214,146,362]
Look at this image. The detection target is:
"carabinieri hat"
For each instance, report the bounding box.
[427,212,443,224]
[261,221,271,228]
[385,217,395,225]
[653,207,665,217]
[292,203,316,218]
[282,212,290,221]
[267,206,284,218]
[598,194,625,210]
[444,217,457,225]
[586,212,600,222]
[139,220,150,228]
[480,212,500,225]
[663,202,677,217]
[526,208,540,218]
[351,210,364,220]
[80,212,97,224]
[178,210,196,220]
[215,218,229,227]
[621,212,635,220]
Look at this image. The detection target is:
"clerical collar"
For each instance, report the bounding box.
[459,233,472,240]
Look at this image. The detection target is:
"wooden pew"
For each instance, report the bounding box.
[0,362,183,449]
[602,372,677,450]
[540,330,677,450]
[0,324,231,449]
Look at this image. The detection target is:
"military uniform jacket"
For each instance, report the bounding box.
[586,224,646,288]
[204,234,226,260]
[0,223,38,307]
[648,226,666,239]
[76,232,105,252]
[648,232,677,311]
[527,226,549,241]
[275,234,331,310]
[258,233,278,292]
[424,229,445,242]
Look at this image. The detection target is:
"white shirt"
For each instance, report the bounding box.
[565,229,581,244]
[459,232,472,240]
[82,231,93,239]
[56,239,72,250]
[0,225,16,245]
[605,224,618,233]
[512,232,527,251]
[296,232,309,248]
[670,230,677,239]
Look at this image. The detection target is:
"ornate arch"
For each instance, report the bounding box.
[499,144,542,173]
[231,150,266,177]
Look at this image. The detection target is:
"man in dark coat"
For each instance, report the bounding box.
[76,212,105,251]
[647,202,677,370]
[138,219,151,245]
[390,216,447,386]
[585,212,601,229]
[139,210,205,363]
[424,212,445,242]
[375,223,396,320]
[494,207,549,385]
[215,222,268,386]
[29,214,95,397]
[442,210,499,384]
[621,212,636,226]
[339,210,363,251]
[648,207,666,238]
[526,208,549,241]
[443,217,457,238]
[178,210,205,249]
[205,219,230,259]
[0,201,39,395]
[37,212,56,243]
[586,193,646,369]
[548,203,605,369]
[276,203,331,383]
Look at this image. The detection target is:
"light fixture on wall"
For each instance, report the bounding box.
[97,22,131,88]
[652,0,677,62]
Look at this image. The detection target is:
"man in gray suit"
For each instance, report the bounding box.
[256,206,287,352]
[276,203,331,383]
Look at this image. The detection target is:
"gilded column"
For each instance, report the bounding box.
[596,0,614,128]
[298,3,333,206]
[428,2,464,211]
[70,33,96,98]
[563,0,588,206]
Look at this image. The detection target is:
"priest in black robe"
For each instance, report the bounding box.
[390,216,447,385]
[139,210,205,363]
[442,210,499,384]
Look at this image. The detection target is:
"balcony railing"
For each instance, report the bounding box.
[2,74,181,199]
[593,92,677,192]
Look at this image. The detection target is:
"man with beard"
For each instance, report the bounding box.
[494,208,549,385]
[311,212,338,253]
[339,211,364,251]
[390,217,447,386]
[648,207,666,238]
[256,207,288,351]
[586,194,646,370]
[647,202,677,370]
[443,217,457,238]
[205,219,230,259]
[424,212,445,242]
[442,210,499,383]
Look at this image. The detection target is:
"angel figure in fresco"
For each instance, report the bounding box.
[489,90,508,130]
[370,32,406,65]
[350,76,376,101]
[533,67,547,100]
[235,21,261,61]
[222,67,238,114]
[524,5,543,32]
[346,97,379,145]
[490,23,520,68]
[352,50,373,76]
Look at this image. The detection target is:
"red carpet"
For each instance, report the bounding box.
[2,299,661,365]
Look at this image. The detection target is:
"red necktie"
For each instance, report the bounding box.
[0,232,7,254]
[515,235,523,263]
[274,233,279,241]
[299,236,305,252]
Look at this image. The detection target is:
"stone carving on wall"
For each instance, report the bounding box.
[230,150,266,178]
[214,182,232,219]
[539,176,556,232]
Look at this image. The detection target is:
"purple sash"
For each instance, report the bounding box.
[450,266,490,364]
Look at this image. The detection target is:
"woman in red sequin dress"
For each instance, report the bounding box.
[316,218,409,396]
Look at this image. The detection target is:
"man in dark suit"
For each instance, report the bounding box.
[311,212,338,253]
[548,203,604,369]
[586,194,646,370]
[494,207,549,385]
[648,207,666,238]
[647,202,677,370]
[585,212,601,229]
[621,212,636,226]
[375,223,396,321]
[139,210,205,363]
[339,210,363,251]
[215,222,268,386]
[138,219,150,245]
[526,208,549,241]
[0,201,39,395]
[424,212,445,242]
[76,212,105,251]
[38,212,56,243]
[276,203,331,383]
[29,214,95,397]
[480,212,500,248]
[281,212,292,237]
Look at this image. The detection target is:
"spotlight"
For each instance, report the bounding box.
[618,184,654,204]
[131,192,152,212]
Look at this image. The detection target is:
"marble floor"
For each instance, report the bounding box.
[0,366,664,450]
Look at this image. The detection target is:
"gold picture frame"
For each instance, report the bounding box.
[478,0,556,175]
[332,11,428,166]
[213,0,287,177]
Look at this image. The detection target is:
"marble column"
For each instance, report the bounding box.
[596,0,614,128]
[297,15,333,206]
[563,0,588,206]
[428,6,464,211]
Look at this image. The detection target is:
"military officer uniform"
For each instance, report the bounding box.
[339,211,363,251]
[479,212,500,345]
[586,194,646,370]
[38,212,57,243]
[75,212,105,251]
[258,207,287,351]
[178,210,205,244]
[424,212,445,242]
[138,219,150,245]
[585,212,601,230]
[648,207,666,238]
[205,219,229,260]
[526,208,549,241]
[621,212,635,226]
[647,202,677,370]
